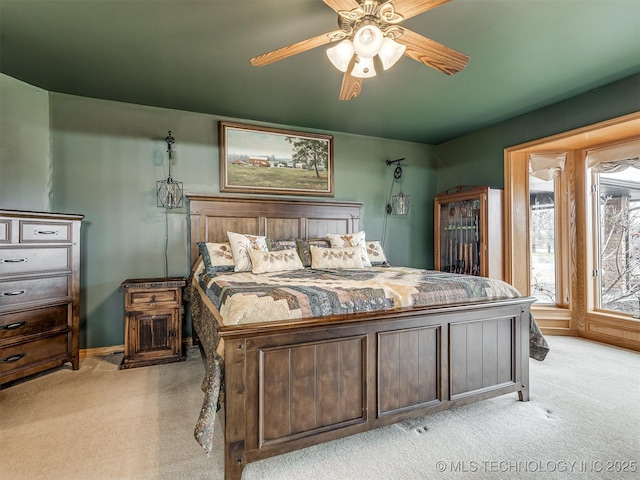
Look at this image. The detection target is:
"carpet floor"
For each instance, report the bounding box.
[1,336,638,479]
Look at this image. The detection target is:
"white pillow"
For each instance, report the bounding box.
[197,242,235,273]
[365,240,389,266]
[249,249,305,274]
[326,231,371,267]
[227,231,269,272]
[310,245,365,269]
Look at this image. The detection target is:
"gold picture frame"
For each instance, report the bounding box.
[219,121,334,197]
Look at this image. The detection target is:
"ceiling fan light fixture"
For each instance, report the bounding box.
[351,56,376,78]
[327,39,355,72]
[378,37,406,70]
[352,23,384,59]
[249,1,470,101]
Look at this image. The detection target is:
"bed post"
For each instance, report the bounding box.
[224,338,247,480]
[517,307,530,402]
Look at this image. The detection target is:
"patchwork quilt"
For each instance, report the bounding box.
[199,266,523,325]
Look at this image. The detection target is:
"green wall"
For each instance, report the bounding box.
[43,92,435,348]
[0,75,51,210]
[433,73,640,191]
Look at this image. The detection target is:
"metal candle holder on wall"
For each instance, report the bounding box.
[157,131,184,209]
[385,158,410,216]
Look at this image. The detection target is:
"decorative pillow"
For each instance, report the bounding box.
[267,238,298,252]
[296,238,331,267]
[310,245,365,269]
[366,240,389,267]
[326,231,372,267]
[226,231,269,272]
[249,249,305,274]
[196,242,235,273]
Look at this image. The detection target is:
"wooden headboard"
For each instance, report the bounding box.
[187,195,362,267]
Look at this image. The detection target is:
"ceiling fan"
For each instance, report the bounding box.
[250,0,469,101]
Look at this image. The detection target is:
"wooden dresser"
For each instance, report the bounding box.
[0,210,83,385]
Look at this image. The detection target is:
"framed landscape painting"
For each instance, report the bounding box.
[219,121,334,197]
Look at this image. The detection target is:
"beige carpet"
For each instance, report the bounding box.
[1,336,638,479]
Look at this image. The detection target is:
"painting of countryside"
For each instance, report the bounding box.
[220,122,334,196]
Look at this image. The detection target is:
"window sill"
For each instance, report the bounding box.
[532,304,573,333]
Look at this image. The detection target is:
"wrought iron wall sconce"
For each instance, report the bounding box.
[157,131,183,209]
[385,158,410,215]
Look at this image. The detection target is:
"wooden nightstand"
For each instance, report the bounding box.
[120,277,186,369]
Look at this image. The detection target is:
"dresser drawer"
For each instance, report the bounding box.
[0,333,69,374]
[127,289,180,308]
[0,220,10,243]
[0,276,71,309]
[0,304,69,341]
[0,247,71,276]
[20,221,71,243]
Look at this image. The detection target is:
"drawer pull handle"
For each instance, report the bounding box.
[2,290,27,296]
[150,295,157,303]
[1,321,28,330]
[1,353,26,363]
[36,230,58,235]
[1,258,27,263]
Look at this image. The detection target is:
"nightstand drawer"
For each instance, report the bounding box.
[0,247,71,276]
[128,289,180,308]
[0,333,69,374]
[0,276,70,309]
[20,221,71,243]
[0,304,69,341]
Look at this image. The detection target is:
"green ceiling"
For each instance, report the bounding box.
[1,0,639,144]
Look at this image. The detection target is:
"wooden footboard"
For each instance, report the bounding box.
[219,297,534,480]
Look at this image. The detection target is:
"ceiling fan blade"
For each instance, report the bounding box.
[323,0,361,14]
[387,0,452,21]
[339,56,362,101]
[398,28,469,75]
[250,30,342,67]
[339,73,362,101]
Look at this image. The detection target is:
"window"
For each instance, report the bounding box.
[530,175,557,304]
[527,152,568,307]
[591,153,640,316]
[504,112,640,351]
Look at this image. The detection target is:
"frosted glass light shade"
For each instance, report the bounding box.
[326,40,355,72]
[353,24,384,58]
[351,56,376,78]
[378,37,406,70]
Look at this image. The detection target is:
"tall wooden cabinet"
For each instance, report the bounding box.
[0,210,83,385]
[434,185,504,279]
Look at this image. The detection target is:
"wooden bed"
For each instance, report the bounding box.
[187,194,536,480]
